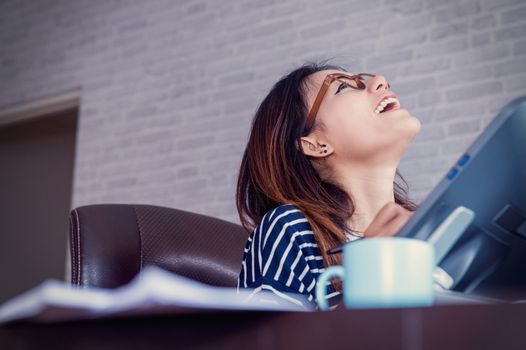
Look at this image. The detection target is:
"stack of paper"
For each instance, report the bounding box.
[0,266,311,324]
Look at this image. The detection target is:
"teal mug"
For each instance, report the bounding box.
[315,237,435,310]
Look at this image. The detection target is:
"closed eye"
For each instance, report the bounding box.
[335,83,348,94]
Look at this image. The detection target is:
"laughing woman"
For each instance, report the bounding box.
[236,62,421,309]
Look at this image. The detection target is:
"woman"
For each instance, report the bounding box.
[235,61,422,309]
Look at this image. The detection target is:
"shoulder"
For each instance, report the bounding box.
[253,204,313,247]
[259,203,308,231]
[266,203,305,219]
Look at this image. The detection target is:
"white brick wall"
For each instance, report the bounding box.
[1,0,525,223]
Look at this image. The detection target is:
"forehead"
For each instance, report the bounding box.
[305,69,356,92]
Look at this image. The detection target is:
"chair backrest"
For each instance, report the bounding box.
[68,204,247,289]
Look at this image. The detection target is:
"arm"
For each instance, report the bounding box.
[238,206,320,309]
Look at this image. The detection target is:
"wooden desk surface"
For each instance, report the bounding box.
[1,302,525,350]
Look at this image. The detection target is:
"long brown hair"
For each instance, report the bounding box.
[236,61,418,279]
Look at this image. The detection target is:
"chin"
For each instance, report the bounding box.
[401,111,421,137]
[410,114,422,134]
[392,117,421,148]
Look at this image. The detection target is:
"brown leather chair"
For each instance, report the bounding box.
[67,204,247,289]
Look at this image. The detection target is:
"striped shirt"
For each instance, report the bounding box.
[237,204,362,310]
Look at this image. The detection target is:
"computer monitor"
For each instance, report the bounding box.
[396,96,526,300]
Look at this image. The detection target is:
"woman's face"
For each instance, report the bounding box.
[303,69,421,165]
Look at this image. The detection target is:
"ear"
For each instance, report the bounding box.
[299,136,333,158]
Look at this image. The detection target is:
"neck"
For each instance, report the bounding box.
[331,162,397,235]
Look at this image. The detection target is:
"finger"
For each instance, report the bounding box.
[364,204,405,237]
[371,203,405,227]
[365,210,411,238]
[371,212,411,237]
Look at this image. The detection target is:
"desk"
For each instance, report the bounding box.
[1,303,525,350]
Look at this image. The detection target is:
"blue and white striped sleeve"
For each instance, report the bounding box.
[237,205,322,309]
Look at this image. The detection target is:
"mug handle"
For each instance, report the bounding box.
[315,265,345,311]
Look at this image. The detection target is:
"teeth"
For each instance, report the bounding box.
[374,97,400,114]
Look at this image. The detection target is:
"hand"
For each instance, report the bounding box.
[364,202,413,238]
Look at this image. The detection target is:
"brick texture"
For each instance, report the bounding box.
[1,0,525,223]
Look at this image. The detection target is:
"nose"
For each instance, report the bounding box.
[367,75,390,92]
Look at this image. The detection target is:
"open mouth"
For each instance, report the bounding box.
[374,97,401,115]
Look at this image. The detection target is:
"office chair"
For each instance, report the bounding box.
[67,204,247,289]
